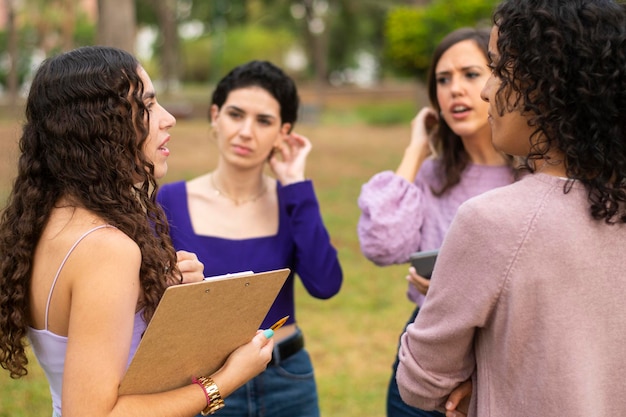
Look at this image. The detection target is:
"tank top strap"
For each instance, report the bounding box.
[44,224,115,330]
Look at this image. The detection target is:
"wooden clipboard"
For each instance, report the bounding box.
[118,268,290,395]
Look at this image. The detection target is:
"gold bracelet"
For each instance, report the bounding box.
[193,376,225,415]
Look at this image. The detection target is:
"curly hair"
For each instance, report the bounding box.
[492,0,626,223]
[210,60,300,130]
[426,27,507,195]
[0,46,179,378]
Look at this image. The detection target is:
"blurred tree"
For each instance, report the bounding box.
[302,0,328,85]
[178,0,418,84]
[180,25,294,84]
[184,0,297,83]
[279,0,416,84]
[97,0,136,53]
[325,0,408,82]
[385,7,428,76]
[148,0,179,93]
[136,0,158,24]
[21,0,78,54]
[385,0,498,79]
[0,0,96,98]
[4,0,18,105]
[59,0,76,51]
[129,0,441,86]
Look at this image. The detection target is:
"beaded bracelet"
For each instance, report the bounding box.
[192,376,225,415]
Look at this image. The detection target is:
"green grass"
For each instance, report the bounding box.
[0,104,419,416]
[0,349,51,417]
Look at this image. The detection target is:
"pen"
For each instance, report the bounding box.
[270,315,289,331]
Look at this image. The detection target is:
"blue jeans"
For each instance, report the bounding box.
[387,306,445,417]
[207,348,319,417]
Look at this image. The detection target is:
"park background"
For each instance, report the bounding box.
[0,1,499,415]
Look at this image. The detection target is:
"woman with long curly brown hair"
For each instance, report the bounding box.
[0,46,274,417]
[357,27,516,417]
[397,0,626,416]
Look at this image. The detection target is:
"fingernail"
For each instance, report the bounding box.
[263,329,274,339]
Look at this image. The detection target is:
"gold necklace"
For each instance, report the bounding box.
[209,172,267,206]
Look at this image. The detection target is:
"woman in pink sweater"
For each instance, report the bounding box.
[358,28,515,417]
[397,0,626,416]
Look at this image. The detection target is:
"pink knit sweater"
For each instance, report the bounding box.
[397,173,626,416]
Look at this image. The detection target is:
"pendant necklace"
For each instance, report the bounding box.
[209,172,267,206]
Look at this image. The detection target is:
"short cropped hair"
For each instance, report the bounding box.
[210,60,300,128]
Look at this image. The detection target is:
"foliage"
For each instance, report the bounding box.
[135,0,159,25]
[72,15,97,47]
[144,0,415,84]
[385,0,498,79]
[2,0,500,90]
[178,35,211,83]
[355,101,416,126]
[326,0,389,76]
[0,28,34,88]
[0,8,95,91]
[180,25,296,84]
[384,7,429,78]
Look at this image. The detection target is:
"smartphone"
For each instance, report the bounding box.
[409,249,439,279]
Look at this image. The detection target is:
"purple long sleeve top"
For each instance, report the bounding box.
[357,159,514,305]
[157,180,343,329]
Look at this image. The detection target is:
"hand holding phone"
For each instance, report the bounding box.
[409,249,439,279]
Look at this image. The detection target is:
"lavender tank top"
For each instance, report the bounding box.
[27,225,147,416]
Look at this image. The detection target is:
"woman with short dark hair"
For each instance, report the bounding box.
[157,60,343,417]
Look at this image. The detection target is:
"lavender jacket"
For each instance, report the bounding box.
[357,159,514,305]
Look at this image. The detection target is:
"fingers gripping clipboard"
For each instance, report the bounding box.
[118,268,290,395]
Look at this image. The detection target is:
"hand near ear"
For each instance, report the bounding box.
[269,132,311,185]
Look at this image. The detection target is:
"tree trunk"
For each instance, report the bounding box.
[302,0,329,119]
[97,0,136,53]
[153,0,179,94]
[60,0,76,51]
[5,0,18,106]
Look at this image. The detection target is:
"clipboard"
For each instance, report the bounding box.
[118,268,290,395]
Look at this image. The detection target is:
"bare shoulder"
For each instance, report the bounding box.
[31,223,142,333]
[86,225,139,254]
[67,226,141,275]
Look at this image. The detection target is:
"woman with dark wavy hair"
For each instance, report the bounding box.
[397,1,626,416]
[357,27,516,417]
[0,46,274,417]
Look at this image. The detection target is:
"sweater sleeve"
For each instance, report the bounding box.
[395,197,511,410]
[357,170,427,265]
[280,180,343,299]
